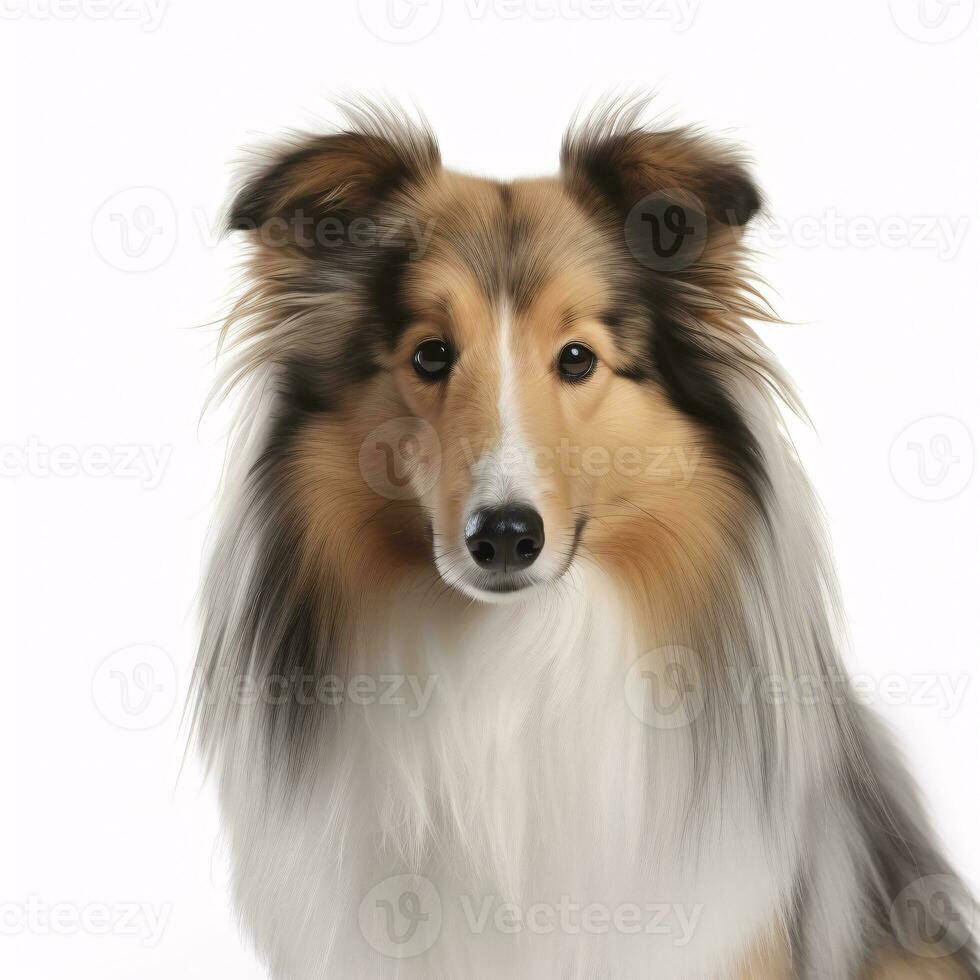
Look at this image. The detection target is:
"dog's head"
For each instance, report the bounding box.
[224,101,772,605]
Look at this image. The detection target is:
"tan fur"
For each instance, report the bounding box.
[273,166,749,626]
[734,936,792,980]
[222,105,777,623]
[728,938,972,979]
[205,104,977,980]
[865,952,973,979]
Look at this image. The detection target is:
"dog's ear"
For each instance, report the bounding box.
[227,124,440,246]
[561,124,761,227]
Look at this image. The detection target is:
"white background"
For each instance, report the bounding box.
[3,0,978,976]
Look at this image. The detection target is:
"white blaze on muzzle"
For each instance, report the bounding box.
[466,304,541,513]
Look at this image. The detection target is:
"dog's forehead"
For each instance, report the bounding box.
[402,169,614,324]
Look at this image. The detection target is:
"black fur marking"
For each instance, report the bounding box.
[228,135,418,233]
[238,396,347,766]
[647,302,769,508]
[275,357,334,416]
[613,363,651,382]
[563,132,761,231]
[367,244,414,349]
[561,127,769,507]
[228,143,329,231]
[601,311,624,332]
[565,133,631,213]
[263,345,380,425]
[700,163,761,227]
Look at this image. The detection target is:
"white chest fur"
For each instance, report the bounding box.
[217,568,789,979]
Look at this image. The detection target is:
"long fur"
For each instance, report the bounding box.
[192,98,978,979]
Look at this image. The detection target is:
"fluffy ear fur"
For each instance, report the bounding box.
[226,102,440,249]
[560,103,761,228]
[560,101,775,507]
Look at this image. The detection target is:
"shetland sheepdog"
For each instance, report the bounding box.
[192,99,977,979]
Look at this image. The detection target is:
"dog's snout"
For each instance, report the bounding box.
[465,505,544,572]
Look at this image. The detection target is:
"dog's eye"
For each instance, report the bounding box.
[413,338,453,381]
[557,342,597,382]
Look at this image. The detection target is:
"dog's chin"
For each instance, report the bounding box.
[432,554,554,605]
[452,574,541,605]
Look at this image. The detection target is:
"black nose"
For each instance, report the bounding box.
[465,505,545,572]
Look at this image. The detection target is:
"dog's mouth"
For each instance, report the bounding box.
[456,570,541,601]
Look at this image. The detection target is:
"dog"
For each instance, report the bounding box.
[192,98,978,978]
